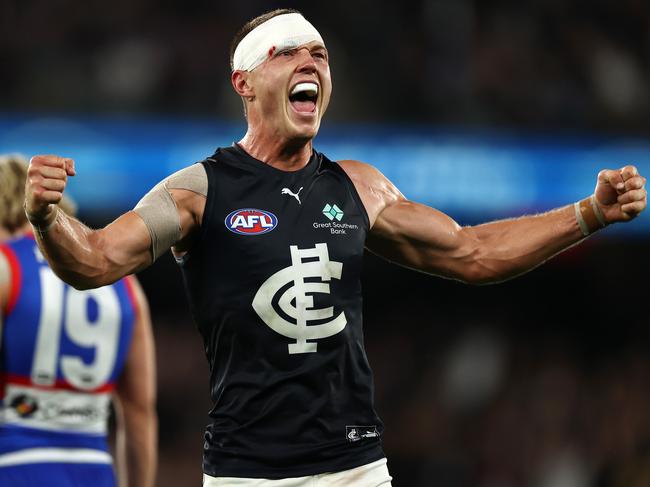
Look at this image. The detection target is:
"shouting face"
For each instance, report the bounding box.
[245,41,332,142]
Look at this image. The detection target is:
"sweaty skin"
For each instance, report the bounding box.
[339,160,581,283]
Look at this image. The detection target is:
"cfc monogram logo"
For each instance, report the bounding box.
[252,243,347,354]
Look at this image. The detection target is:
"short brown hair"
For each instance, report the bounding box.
[0,154,76,233]
[229,8,302,70]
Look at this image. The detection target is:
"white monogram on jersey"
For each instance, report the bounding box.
[252,243,347,354]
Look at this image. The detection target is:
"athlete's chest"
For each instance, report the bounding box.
[207,162,368,265]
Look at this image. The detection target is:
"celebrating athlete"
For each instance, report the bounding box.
[0,155,157,487]
[22,8,646,487]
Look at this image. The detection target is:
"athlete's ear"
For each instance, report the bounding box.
[231,70,254,100]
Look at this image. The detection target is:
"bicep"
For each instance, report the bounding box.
[339,158,478,280]
[93,211,155,279]
[367,199,478,281]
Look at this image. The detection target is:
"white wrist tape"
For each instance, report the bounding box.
[233,13,324,72]
[574,195,607,237]
[590,195,606,227]
[574,201,590,236]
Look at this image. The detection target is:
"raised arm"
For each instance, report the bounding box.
[113,276,157,487]
[339,160,646,284]
[24,155,205,289]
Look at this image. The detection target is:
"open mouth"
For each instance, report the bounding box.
[289,82,318,114]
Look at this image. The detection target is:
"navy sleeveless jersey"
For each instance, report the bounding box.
[179,145,385,478]
[0,235,137,486]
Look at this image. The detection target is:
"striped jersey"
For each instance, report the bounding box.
[0,234,138,486]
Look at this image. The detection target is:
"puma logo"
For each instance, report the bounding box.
[281,187,303,205]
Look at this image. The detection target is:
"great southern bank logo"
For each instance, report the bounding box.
[225,209,278,235]
[322,203,344,221]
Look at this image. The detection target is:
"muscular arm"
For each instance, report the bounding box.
[34,211,154,290]
[369,199,580,284]
[339,159,646,284]
[113,276,157,487]
[25,156,205,290]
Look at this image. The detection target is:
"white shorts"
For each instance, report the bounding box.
[202,458,392,486]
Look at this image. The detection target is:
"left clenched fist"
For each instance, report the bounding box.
[594,165,647,223]
[25,154,76,227]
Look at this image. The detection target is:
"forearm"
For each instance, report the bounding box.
[366,162,644,284]
[463,200,595,283]
[33,208,109,288]
[466,166,646,283]
[370,197,599,284]
[32,210,151,290]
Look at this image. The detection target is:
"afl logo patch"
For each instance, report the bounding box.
[225,209,278,235]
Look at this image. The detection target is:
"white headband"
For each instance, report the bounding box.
[233,13,324,72]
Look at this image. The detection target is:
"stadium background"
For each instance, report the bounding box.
[2,1,650,486]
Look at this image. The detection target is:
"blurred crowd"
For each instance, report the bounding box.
[2,0,650,132]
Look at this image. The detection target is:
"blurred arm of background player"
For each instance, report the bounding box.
[340,160,647,284]
[113,275,157,487]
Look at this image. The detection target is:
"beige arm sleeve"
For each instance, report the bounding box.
[133,163,208,261]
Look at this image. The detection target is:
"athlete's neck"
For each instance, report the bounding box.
[238,132,313,171]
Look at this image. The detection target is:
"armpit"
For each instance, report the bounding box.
[134,163,207,261]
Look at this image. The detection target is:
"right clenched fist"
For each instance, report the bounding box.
[25,155,76,227]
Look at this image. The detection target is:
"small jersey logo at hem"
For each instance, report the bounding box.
[346,425,379,442]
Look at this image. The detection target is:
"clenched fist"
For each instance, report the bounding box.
[24,155,76,227]
[595,165,647,223]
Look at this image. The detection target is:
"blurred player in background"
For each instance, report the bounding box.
[0,155,157,486]
[22,8,647,487]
